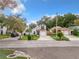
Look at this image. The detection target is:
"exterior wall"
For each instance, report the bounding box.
[3,27,7,34]
[32,24,46,35]
[0,26,7,34]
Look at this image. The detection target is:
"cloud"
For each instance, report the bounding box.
[45,14,56,18]
[11,0,26,15]
[31,20,37,24]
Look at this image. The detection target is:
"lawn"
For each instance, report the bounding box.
[0,49,28,59]
[51,33,69,41]
[19,35,39,40]
[72,29,79,37]
[0,34,11,39]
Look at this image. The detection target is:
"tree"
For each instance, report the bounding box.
[37,13,77,29]
[0,14,8,26]
[0,14,26,33]
[63,13,77,27]
[29,23,36,29]
[37,16,54,30]
[7,16,26,33]
[0,0,17,9]
[74,19,79,25]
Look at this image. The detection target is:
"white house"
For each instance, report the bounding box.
[0,26,7,35]
[32,24,47,36]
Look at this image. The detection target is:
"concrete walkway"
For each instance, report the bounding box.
[64,35,79,41]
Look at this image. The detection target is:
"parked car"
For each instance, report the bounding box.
[11,31,19,37]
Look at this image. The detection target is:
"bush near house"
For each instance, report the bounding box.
[19,35,39,40]
[72,29,79,36]
[51,31,69,41]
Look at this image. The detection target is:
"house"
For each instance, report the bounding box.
[50,26,71,35]
[62,28,71,35]
[0,26,7,35]
[50,26,62,32]
[31,24,47,36]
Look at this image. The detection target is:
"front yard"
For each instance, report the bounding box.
[0,49,28,59]
[0,34,11,39]
[72,29,79,37]
[50,30,69,41]
[19,35,39,40]
[51,34,69,41]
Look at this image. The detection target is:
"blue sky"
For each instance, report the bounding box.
[3,0,79,24]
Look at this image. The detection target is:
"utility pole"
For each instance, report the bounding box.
[56,13,58,37]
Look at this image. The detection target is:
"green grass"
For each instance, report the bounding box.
[0,34,11,39]
[19,35,39,40]
[0,49,28,59]
[72,29,79,37]
[73,32,79,37]
[51,34,69,41]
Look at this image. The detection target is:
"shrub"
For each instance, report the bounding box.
[27,34,31,40]
[57,32,64,39]
[51,31,69,41]
[72,29,79,36]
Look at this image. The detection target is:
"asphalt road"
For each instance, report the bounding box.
[1,40,79,48]
[12,47,79,59]
[1,40,79,59]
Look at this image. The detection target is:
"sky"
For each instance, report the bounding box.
[3,0,79,24]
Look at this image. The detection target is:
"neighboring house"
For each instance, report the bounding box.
[50,26,71,35]
[31,24,47,36]
[0,26,7,35]
[50,26,62,32]
[62,28,71,35]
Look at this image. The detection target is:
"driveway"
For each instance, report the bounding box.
[38,36,55,40]
[64,35,79,41]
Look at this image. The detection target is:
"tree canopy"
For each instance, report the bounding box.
[0,0,17,9]
[0,14,26,33]
[37,13,77,30]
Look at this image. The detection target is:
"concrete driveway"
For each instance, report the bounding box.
[65,35,79,41]
[38,36,54,40]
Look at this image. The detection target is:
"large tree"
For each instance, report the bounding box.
[37,13,77,29]
[29,23,37,29]
[63,13,77,27]
[0,14,26,33]
[0,0,17,9]
[7,16,26,33]
[74,19,79,25]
